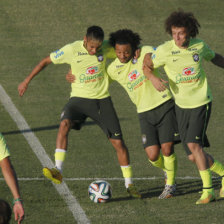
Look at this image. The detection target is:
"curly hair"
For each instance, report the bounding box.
[86,26,104,41]
[109,29,141,52]
[165,10,200,38]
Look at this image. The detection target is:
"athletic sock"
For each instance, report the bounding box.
[148,153,165,169]
[121,165,133,188]
[163,153,177,186]
[199,169,213,191]
[54,148,66,172]
[210,160,224,188]
[210,160,224,177]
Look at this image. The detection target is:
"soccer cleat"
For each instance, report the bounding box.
[127,184,142,198]
[43,167,62,184]
[196,189,215,204]
[159,184,176,199]
[220,188,224,198]
[220,176,224,198]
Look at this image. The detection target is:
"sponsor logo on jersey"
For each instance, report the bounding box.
[172,50,180,55]
[86,66,99,75]
[182,67,195,76]
[116,65,124,68]
[78,52,88,56]
[53,50,64,59]
[128,70,140,81]
[193,53,199,62]
[97,54,104,62]
[188,48,198,51]
[151,54,156,59]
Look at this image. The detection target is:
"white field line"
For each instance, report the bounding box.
[1,176,219,181]
[0,85,90,224]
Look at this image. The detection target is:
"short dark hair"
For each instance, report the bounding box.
[0,199,11,224]
[165,10,200,38]
[86,26,104,41]
[109,29,141,52]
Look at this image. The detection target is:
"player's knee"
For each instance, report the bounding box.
[161,142,174,157]
[187,142,202,154]
[110,138,126,151]
[145,146,160,161]
[59,119,71,134]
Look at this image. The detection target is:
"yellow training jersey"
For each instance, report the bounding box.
[50,40,115,99]
[107,46,172,113]
[0,133,10,161]
[152,39,215,108]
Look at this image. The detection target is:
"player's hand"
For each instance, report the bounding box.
[13,201,25,224]
[150,75,168,92]
[143,65,168,92]
[66,73,76,83]
[18,81,28,96]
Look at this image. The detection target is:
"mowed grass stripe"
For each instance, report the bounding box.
[0,84,90,224]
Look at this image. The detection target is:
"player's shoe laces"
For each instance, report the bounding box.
[127,184,142,198]
[159,184,176,199]
[43,167,62,184]
[196,189,215,204]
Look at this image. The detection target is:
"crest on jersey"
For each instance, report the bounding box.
[97,54,104,62]
[142,135,147,144]
[193,53,199,62]
[132,58,137,64]
[128,70,140,81]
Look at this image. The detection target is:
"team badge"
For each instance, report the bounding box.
[132,58,137,64]
[97,55,104,62]
[193,53,199,62]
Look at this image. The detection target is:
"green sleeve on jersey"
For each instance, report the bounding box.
[102,40,116,59]
[203,42,215,61]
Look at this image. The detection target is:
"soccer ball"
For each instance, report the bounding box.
[88,180,112,203]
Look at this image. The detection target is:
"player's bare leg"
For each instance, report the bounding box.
[109,138,141,198]
[43,119,72,184]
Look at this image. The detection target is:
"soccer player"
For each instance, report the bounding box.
[67,29,179,199]
[0,133,24,223]
[18,26,141,198]
[143,10,224,204]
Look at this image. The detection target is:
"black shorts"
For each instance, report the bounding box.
[175,103,211,155]
[60,96,122,139]
[138,100,180,148]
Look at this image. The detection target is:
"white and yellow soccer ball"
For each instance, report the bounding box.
[88,180,112,203]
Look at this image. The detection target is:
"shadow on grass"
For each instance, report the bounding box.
[140,177,222,199]
[2,118,127,135]
[2,121,96,135]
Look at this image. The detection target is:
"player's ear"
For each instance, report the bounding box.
[84,36,87,42]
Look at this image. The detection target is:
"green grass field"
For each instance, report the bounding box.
[0,0,224,223]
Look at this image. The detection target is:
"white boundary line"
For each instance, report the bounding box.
[0,176,203,181]
[0,85,90,224]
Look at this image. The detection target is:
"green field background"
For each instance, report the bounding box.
[0,0,224,223]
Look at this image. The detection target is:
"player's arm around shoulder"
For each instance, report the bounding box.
[211,53,224,68]
[18,56,52,96]
[143,53,167,92]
